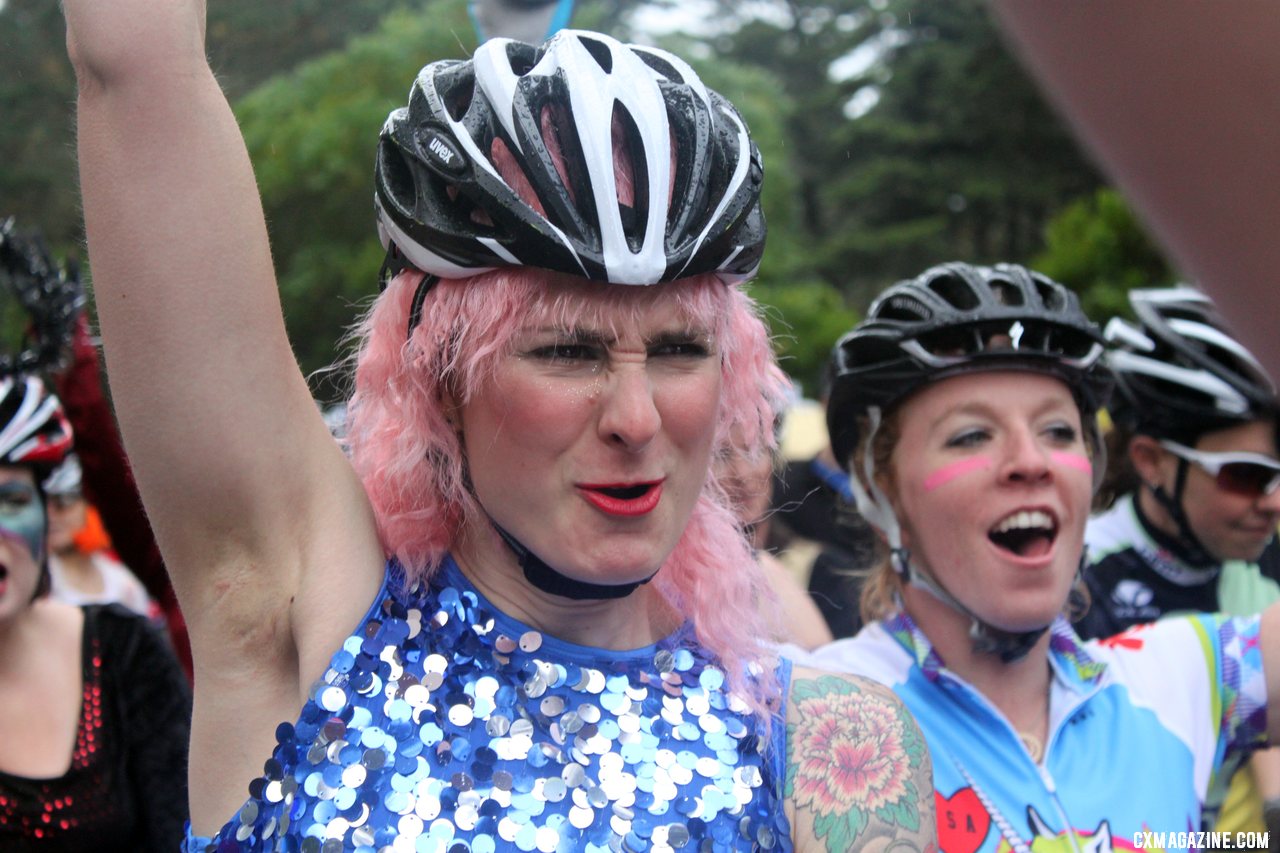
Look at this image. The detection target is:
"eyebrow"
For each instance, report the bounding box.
[519,326,713,347]
[645,328,714,348]
[522,327,614,346]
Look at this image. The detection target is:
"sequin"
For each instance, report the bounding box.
[194,559,789,852]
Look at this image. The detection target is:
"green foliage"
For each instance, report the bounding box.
[0,0,412,252]
[235,1,474,392]
[683,0,1102,308]
[1034,188,1175,322]
[0,0,82,252]
[823,0,1102,300]
[206,0,407,100]
[749,279,858,398]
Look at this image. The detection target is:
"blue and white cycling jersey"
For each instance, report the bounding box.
[797,612,1267,853]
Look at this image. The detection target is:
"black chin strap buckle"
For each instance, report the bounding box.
[890,547,912,579]
[969,621,1049,663]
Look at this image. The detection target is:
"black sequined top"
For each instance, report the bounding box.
[188,557,793,852]
[0,603,192,852]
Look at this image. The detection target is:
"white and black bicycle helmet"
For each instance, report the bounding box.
[1105,287,1279,565]
[0,375,72,472]
[1105,286,1278,441]
[375,29,764,289]
[826,262,1110,661]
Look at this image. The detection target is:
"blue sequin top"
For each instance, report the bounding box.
[186,558,793,852]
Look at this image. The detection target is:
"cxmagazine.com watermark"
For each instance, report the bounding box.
[1134,832,1269,849]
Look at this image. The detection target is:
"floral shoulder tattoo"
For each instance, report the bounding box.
[786,671,936,853]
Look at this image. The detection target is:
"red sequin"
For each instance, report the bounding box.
[2,635,107,840]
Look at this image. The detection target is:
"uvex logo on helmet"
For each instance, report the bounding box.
[416,125,467,178]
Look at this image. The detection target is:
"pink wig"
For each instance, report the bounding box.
[346,267,790,717]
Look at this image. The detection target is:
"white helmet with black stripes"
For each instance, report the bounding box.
[1105,286,1278,440]
[374,29,765,288]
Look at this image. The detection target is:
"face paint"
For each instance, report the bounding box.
[0,481,45,564]
[923,456,992,492]
[1050,451,1092,476]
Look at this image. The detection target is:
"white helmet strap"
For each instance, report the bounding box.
[853,406,903,555]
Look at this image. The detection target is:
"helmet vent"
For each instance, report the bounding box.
[612,104,649,250]
[578,35,614,73]
[1198,339,1272,391]
[490,136,549,220]
[503,41,539,77]
[927,273,980,310]
[435,63,477,123]
[442,83,474,124]
[536,104,579,208]
[988,278,1025,307]
[1034,277,1066,311]
[634,50,683,83]
[878,294,931,322]
[379,144,418,213]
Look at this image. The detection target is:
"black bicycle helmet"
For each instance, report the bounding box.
[1105,286,1278,441]
[374,29,764,287]
[828,262,1111,471]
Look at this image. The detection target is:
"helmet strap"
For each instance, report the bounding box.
[852,407,904,553]
[902,549,1051,663]
[1148,461,1217,567]
[406,275,440,340]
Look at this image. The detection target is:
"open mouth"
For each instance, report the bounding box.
[595,484,652,500]
[577,481,664,517]
[988,510,1058,559]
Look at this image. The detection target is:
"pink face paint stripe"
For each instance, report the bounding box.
[1051,451,1093,475]
[923,456,992,492]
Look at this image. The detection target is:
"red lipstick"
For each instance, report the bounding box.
[576,480,664,517]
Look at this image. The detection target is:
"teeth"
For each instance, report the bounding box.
[992,510,1054,533]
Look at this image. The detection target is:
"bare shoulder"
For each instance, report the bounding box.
[783,665,937,853]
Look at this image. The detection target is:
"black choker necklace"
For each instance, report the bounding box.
[493,524,657,600]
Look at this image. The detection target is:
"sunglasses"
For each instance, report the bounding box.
[1160,440,1280,497]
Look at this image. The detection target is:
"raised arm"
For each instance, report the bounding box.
[65,1,381,660]
[991,0,1280,379]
